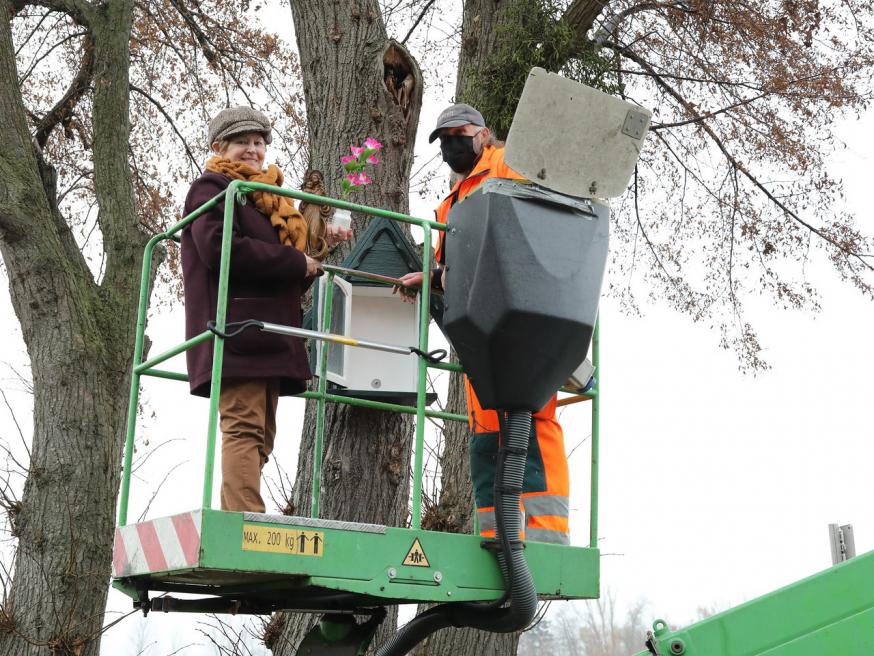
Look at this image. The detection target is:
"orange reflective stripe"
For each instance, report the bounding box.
[477,528,528,540]
[527,514,569,533]
[475,501,524,514]
[479,500,567,543]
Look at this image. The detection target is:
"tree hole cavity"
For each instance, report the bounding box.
[383,44,416,120]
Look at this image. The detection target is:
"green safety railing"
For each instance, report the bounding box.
[117,181,600,549]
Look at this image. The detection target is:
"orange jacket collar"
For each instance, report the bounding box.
[443,144,499,200]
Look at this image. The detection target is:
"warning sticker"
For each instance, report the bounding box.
[402,538,430,567]
[241,524,324,557]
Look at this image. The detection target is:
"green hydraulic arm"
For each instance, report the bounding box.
[635,549,874,656]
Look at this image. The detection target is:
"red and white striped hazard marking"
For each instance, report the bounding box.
[113,510,202,577]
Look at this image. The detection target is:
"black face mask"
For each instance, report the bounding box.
[440,135,479,174]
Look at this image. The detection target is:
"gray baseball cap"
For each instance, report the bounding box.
[207,106,273,145]
[428,103,485,143]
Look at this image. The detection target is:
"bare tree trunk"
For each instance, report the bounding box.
[271,0,424,652]
[455,0,517,108]
[0,2,148,654]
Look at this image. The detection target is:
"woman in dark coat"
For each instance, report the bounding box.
[181,106,350,513]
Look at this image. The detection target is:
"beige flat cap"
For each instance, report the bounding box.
[207,106,273,145]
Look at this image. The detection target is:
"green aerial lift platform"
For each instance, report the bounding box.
[112,181,602,626]
[114,66,874,653]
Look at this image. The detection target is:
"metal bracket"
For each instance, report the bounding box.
[829,523,856,564]
[134,587,150,617]
[644,619,671,655]
[644,630,662,655]
[479,178,598,217]
[622,109,649,140]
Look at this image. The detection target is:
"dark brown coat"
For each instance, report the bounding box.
[181,171,313,397]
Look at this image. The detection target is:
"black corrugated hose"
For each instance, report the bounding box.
[374,410,538,655]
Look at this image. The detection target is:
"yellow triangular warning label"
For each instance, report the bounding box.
[402,538,430,567]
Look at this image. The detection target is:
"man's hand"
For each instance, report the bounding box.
[394,271,423,303]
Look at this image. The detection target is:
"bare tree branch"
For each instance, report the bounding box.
[33,32,93,149]
[0,390,30,464]
[136,460,187,522]
[13,9,53,57]
[633,165,678,283]
[607,40,874,273]
[564,0,612,39]
[652,88,773,130]
[401,0,437,45]
[168,0,217,63]
[24,0,93,28]
[16,19,81,85]
[130,83,199,171]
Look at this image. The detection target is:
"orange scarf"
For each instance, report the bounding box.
[206,156,311,253]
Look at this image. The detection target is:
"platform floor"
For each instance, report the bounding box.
[113,509,599,613]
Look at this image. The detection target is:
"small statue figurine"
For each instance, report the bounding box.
[300,169,335,220]
[299,169,331,258]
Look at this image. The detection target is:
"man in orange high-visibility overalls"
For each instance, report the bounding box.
[397,104,570,545]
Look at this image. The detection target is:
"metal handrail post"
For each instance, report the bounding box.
[311,271,335,517]
[201,181,240,510]
[410,229,432,530]
[118,233,164,526]
[589,317,600,549]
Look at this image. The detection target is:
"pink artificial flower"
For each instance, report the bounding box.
[366,154,380,165]
[357,172,372,185]
[363,137,383,150]
[341,155,357,164]
[346,172,361,185]
[350,145,365,157]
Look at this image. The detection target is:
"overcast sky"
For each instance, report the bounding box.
[0,3,872,654]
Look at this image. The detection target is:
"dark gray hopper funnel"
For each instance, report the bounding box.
[442,179,609,412]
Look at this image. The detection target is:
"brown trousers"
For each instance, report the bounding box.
[218,378,279,513]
